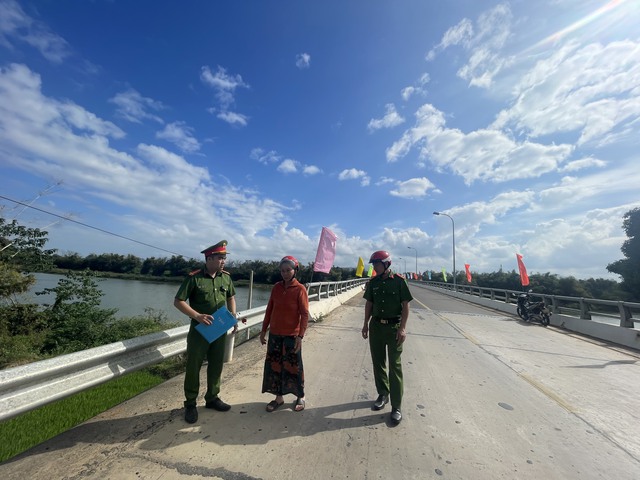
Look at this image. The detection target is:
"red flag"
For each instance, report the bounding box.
[516,253,529,286]
[313,227,337,273]
[464,264,472,283]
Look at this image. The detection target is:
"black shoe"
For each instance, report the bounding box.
[206,396,231,412]
[184,405,198,424]
[372,394,389,411]
[390,408,402,425]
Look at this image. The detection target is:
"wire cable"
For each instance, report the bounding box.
[0,194,188,258]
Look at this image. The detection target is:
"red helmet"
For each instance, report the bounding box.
[280,255,299,270]
[369,250,391,265]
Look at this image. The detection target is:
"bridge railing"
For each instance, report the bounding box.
[0,277,368,423]
[413,281,640,328]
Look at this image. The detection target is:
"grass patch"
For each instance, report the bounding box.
[0,360,183,463]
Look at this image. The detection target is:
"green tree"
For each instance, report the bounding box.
[165,255,192,277]
[607,208,640,301]
[1,216,55,366]
[0,218,55,271]
[37,269,118,354]
[53,252,87,270]
[0,217,55,300]
[141,256,167,276]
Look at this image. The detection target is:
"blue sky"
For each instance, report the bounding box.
[1,0,639,279]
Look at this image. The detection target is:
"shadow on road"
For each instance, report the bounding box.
[4,399,392,464]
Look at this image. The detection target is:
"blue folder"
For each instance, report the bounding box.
[195,306,237,343]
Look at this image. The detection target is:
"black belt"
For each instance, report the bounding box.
[373,316,401,324]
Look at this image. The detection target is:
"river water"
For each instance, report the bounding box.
[22,273,272,325]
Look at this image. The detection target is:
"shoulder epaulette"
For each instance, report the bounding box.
[221,269,231,275]
[189,269,202,276]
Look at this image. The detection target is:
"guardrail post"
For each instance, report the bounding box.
[579,298,592,320]
[618,302,634,328]
[551,296,559,314]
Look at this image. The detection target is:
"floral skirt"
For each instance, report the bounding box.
[262,334,304,398]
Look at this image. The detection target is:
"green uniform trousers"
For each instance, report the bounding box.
[184,324,226,407]
[368,320,404,409]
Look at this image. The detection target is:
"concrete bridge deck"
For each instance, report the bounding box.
[1,287,639,479]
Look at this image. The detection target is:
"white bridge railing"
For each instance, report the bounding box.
[0,278,368,422]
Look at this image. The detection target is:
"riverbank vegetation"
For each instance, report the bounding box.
[51,250,357,284]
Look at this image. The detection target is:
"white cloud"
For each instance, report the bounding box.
[201,65,250,125]
[109,88,165,124]
[156,121,201,153]
[296,53,311,69]
[401,87,416,102]
[338,168,370,186]
[559,157,607,173]
[217,110,249,126]
[338,168,365,180]
[303,165,321,175]
[136,143,208,178]
[426,18,473,60]
[492,40,640,147]
[387,103,573,184]
[375,177,396,186]
[426,4,513,88]
[368,103,405,132]
[251,148,281,164]
[389,177,436,198]
[401,73,430,101]
[0,0,71,63]
[535,159,640,213]
[251,148,319,176]
[200,65,249,104]
[0,64,125,140]
[278,159,298,173]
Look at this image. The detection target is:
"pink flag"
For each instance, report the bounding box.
[313,227,337,273]
[516,253,530,287]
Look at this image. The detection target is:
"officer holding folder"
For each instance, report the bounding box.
[174,240,238,424]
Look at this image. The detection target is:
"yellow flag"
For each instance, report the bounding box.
[355,257,365,277]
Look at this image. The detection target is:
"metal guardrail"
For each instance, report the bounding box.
[0,277,368,422]
[412,281,640,328]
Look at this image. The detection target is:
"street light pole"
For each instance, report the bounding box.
[407,246,418,278]
[398,256,407,276]
[433,211,456,291]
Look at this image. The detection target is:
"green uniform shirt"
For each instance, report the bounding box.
[175,268,236,316]
[363,272,413,318]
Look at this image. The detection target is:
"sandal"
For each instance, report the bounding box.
[294,397,305,412]
[266,399,284,412]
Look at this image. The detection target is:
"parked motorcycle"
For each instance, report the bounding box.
[516,291,551,327]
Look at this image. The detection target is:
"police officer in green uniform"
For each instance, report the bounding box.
[174,240,238,424]
[362,250,413,425]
